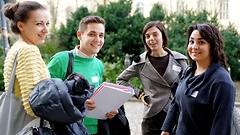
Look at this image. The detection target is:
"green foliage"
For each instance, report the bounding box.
[149,4,165,21]
[0,47,4,91]
[1,0,240,92]
[97,0,132,33]
[130,77,143,91]
[50,0,240,83]
[56,7,90,50]
[0,34,18,91]
[100,32,124,62]
[165,9,218,55]
[97,0,140,62]
[38,34,65,63]
[102,61,143,90]
[221,23,240,80]
[122,12,146,55]
[103,61,125,83]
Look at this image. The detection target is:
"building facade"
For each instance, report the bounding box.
[17,0,240,32]
[131,0,240,32]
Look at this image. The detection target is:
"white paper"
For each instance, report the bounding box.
[86,82,135,119]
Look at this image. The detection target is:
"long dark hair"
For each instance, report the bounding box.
[186,23,228,70]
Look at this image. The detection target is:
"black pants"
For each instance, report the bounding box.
[142,110,167,135]
[92,120,110,135]
[93,117,130,135]
[93,106,130,135]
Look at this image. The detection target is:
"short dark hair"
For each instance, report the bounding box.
[2,1,46,34]
[142,21,168,52]
[186,23,228,69]
[79,15,106,33]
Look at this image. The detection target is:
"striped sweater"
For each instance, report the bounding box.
[4,39,50,117]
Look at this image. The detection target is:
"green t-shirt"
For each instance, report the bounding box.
[47,50,104,134]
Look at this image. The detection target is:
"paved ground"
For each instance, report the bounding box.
[124,99,143,135]
[124,98,240,135]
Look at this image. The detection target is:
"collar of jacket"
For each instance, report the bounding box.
[132,48,187,66]
[130,48,185,88]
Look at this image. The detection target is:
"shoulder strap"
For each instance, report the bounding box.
[66,51,74,79]
[8,49,21,94]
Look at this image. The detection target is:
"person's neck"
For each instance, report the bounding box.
[19,36,35,45]
[78,47,95,58]
[195,61,211,76]
[150,50,168,57]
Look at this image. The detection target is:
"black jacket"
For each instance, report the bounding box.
[162,63,236,135]
[29,73,93,135]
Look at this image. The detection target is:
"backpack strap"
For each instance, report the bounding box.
[66,51,74,79]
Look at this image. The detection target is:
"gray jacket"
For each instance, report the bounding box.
[117,49,188,118]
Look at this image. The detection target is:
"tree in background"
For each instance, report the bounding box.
[1,0,240,91]
[121,10,146,57]
[222,23,240,80]
[96,0,133,62]
[46,0,59,33]
[56,7,90,50]
[164,9,219,55]
[54,0,240,80]
[148,3,165,22]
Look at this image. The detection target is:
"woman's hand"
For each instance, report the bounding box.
[86,99,96,110]
[139,93,150,107]
[161,131,170,135]
[106,110,118,119]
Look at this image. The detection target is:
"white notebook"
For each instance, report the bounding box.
[86,82,134,119]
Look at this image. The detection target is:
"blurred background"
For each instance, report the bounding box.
[1,0,240,103]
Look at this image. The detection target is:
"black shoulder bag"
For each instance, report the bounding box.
[66,51,74,78]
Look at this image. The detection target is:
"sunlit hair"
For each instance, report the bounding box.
[142,21,168,52]
[2,1,46,34]
[79,15,106,33]
[186,23,228,70]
